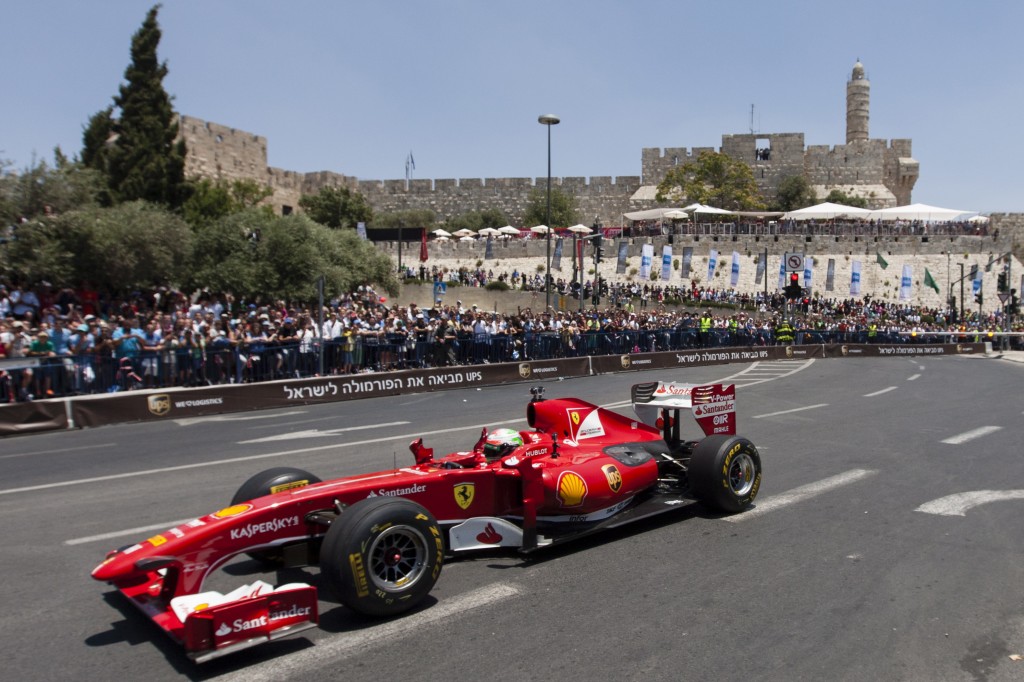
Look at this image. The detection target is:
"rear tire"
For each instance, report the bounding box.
[320,496,443,617]
[230,467,321,563]
[688,435,762,514]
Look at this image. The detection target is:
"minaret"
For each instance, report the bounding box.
[846,59,870,144]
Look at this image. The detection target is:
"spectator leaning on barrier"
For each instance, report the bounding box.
[774,317,794,345]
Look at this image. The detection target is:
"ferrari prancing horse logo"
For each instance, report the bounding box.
[454,482,475,510]
[570,411,581,425]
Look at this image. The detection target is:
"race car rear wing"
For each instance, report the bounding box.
[631,381,736,443]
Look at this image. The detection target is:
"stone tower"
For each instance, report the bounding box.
[846,59,870,144]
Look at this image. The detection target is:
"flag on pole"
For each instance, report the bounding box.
[899,264,912,301]
[405,151,415,175]
[924,268,940,294]
[419,228,428,262]
[876,251,889,269]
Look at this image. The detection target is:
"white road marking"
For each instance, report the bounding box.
[0,442,117,461]
[864,386,898,397]
[210,582,524,682]
[65,518,195,546]
[724,469,878,522]
[0,418,526,497]
[239,421,410,443]
[940,426,1003,445]
[751,403,828,419]
[915,490,1024,516]
[174,410,306,426]
[907,374,921,381]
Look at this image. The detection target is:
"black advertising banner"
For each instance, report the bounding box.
[69,358,593,429]
[616,239,629,274]
[0,400,68,436]
[4,344,987,436]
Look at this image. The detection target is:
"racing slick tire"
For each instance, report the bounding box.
[320,496,443,618]
[688,435,762,514]
[230,467,322,564]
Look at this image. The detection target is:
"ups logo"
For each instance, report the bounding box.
[147,394,171,417]
[518,363,531,378]
[620,355,631,369]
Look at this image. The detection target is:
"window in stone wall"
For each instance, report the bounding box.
[215,134,223,144]
[755,137,771,161]
[282,205,293,216]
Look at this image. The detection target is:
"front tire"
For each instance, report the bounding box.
[231,467,321,563]
[688,435,762,513]
[320,497,443,617]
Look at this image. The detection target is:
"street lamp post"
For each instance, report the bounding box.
[539,114,560,309]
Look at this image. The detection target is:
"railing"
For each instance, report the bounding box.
[1,329,1016,402]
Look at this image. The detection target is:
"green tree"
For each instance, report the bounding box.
[443,208,507,233]
[189,209,399,302]
[774,175,817,211]
[298,185,373,229]
[655,151,765,210]
[0,153,104,226]
[371,208,437,230]
[82,5,187,208]
[823,188,868,208]
[522,187,579,228]
[57,201,193,292]
[182,178,273,229]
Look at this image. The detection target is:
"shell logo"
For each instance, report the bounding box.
[212,503,252,519]
[557,472,588,507]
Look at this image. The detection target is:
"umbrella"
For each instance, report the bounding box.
[663,210,689,220]
[566,224,593,234]
[434,236,450,242]
[498,225,521,235]
[529,225,551,234]
[967,215,989,223]
[431,229,452,237]
[477,227,501,236]
[451,229,476,238]
[459,236,476,242]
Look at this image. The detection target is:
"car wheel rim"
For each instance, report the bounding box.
[728,452,756,497]
[368,525,428,593]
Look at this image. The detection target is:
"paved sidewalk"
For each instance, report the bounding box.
[987,350,1024,363]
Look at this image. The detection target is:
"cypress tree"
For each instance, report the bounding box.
[83,5,187,208]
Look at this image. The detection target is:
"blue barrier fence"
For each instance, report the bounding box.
[0,327,996,402]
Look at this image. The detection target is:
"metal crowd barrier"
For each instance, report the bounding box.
[0,328,1014,402]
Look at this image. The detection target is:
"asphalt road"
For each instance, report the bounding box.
[2,355,1022,682]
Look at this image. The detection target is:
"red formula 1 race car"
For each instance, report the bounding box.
[92,381,762,662]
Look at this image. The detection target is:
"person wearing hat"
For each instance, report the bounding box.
[27,329,57,397]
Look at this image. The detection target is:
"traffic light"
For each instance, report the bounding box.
[975,292,983,305]
[1012,289,1020,314]
[785,272,802,299]
[998,271,1009,292]
[594,235,604,263]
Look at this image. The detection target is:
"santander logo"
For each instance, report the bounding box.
[476,522,503,544]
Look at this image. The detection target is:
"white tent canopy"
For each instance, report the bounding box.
[529,224,551,234]
[498,225,521,235]
[690,204,733,215]
[782,201,871,220]
[566,224,593,233]
[623,207,685,221]
[865,203,971,222]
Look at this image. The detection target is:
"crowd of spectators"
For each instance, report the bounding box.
[1,275,1019,403]
[625,217,992,239]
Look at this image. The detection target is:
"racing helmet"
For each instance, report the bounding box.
[483,428,523,461]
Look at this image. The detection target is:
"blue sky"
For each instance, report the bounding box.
[2,1,1021,213]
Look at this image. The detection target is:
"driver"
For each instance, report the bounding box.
[482,428,524,461]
